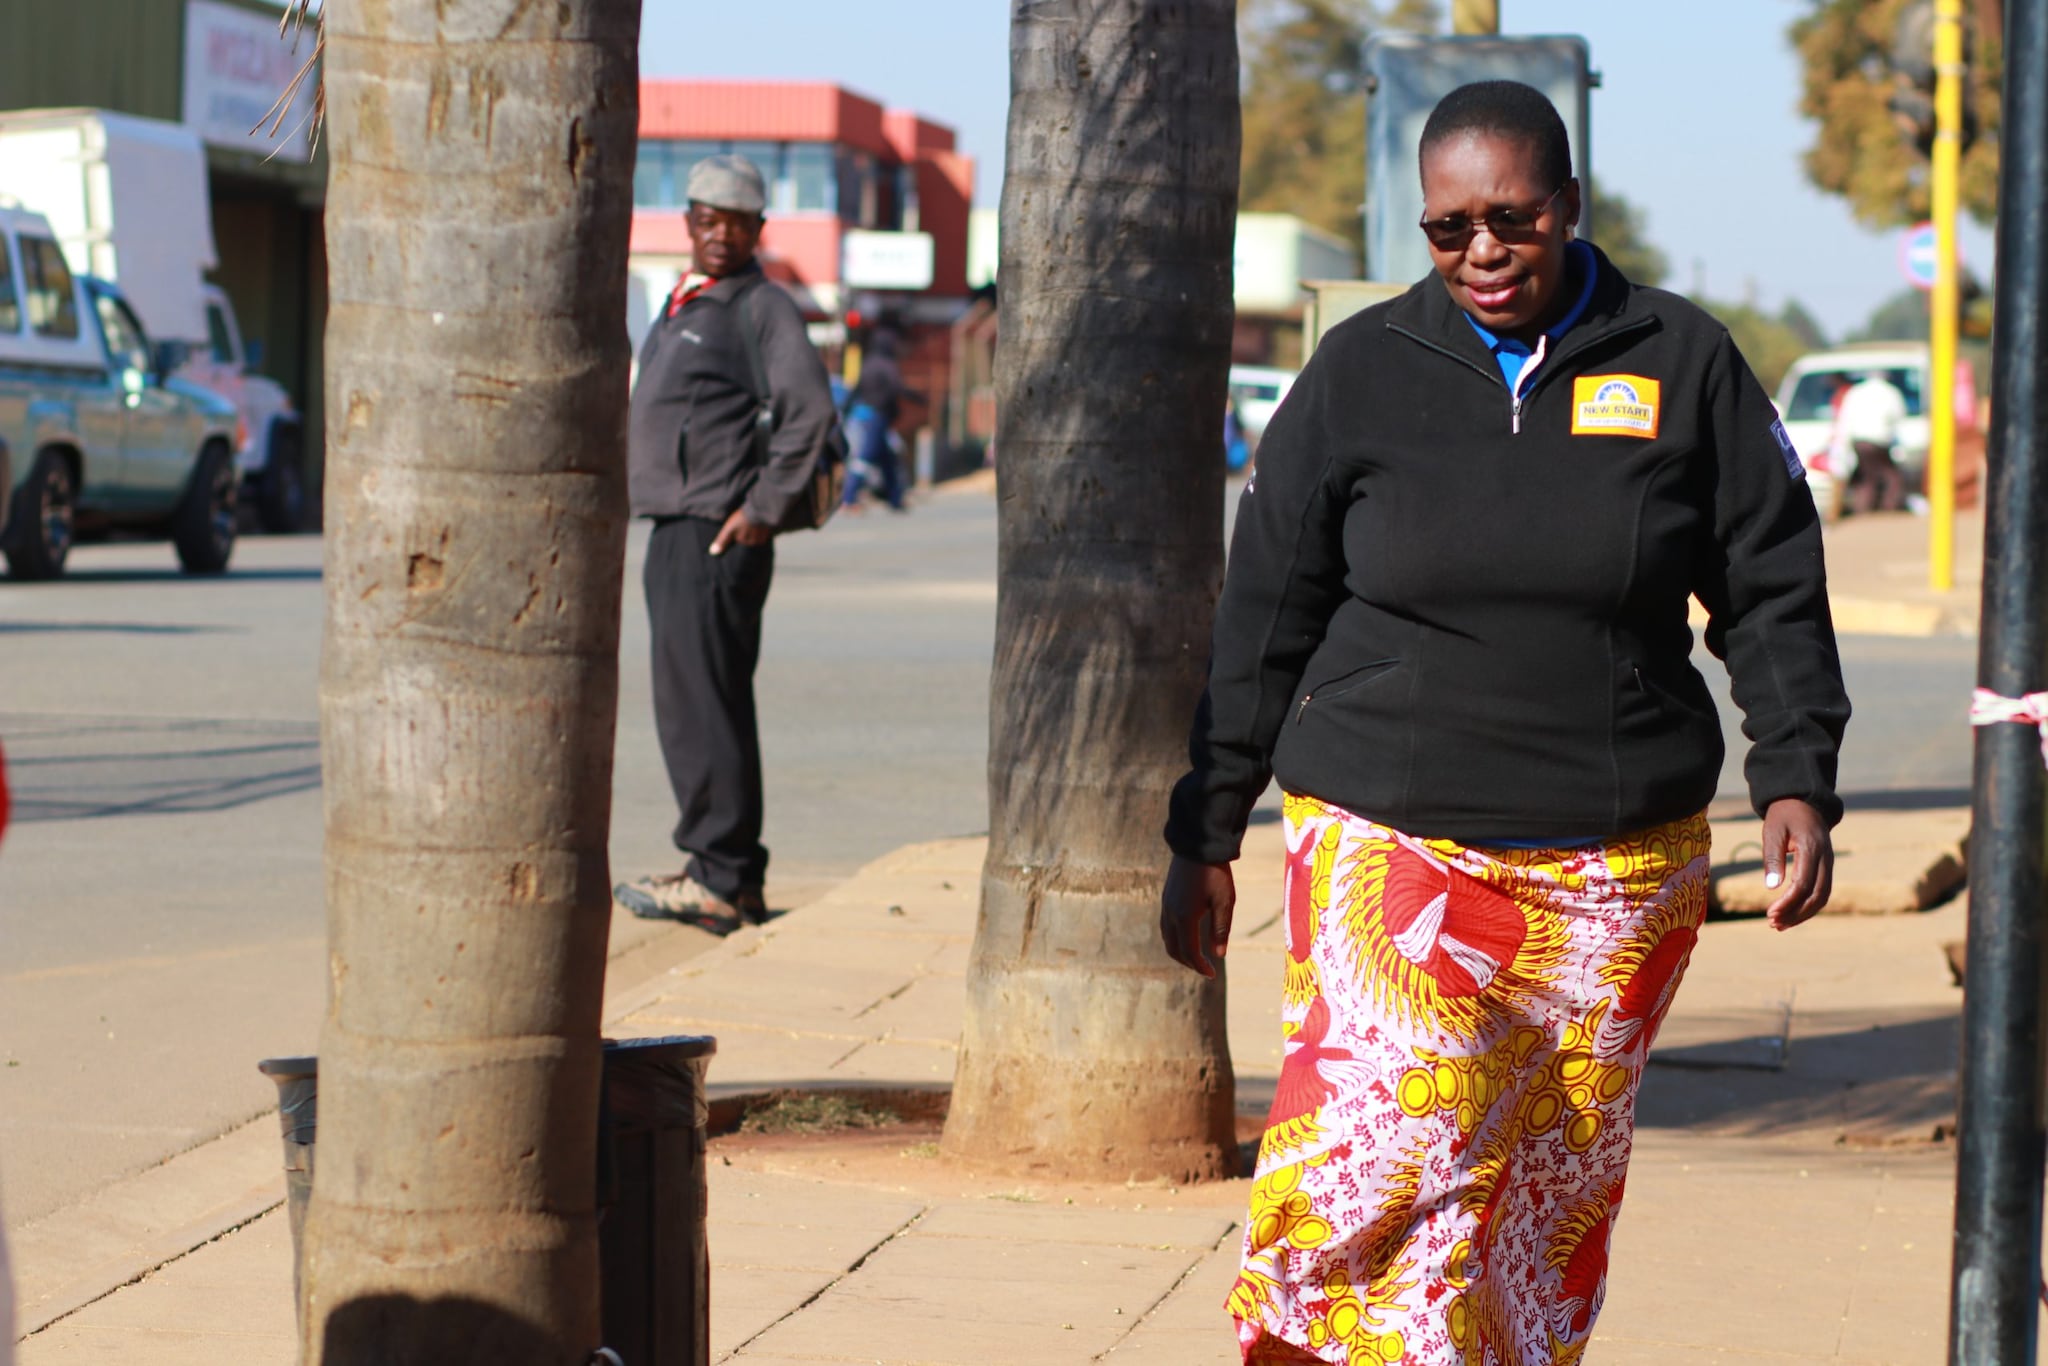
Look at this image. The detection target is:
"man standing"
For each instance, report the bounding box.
[1837,369,1911,514]
[614,155,838,933]
[841,326,921,511]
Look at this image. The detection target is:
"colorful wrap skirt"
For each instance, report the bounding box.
[1231,794,1713,1365]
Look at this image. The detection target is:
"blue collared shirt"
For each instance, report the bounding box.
[1463,239,1600,391]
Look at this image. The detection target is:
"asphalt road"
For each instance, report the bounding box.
[0,478,1976,1230]
[0,488,997,1226]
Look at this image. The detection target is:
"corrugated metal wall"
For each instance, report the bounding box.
[0,0,185,122]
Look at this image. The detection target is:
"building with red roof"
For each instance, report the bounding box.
[630,79,976,334]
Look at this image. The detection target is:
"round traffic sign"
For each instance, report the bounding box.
[1899,221,1946,291]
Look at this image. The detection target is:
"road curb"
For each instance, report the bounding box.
[1829,593,1974,638]
[8,884,829,1344]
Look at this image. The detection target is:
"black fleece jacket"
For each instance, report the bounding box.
[1166,246,1851,862]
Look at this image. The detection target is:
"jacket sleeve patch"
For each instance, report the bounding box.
[1770,419,1806,480]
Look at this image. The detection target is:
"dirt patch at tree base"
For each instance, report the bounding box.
[706,1101,1263,1212]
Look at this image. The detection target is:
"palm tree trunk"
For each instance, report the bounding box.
[942,0,1241,1182]
[303,2,639,1359]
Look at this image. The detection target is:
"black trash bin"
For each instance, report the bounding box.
[257,1035,717,1365]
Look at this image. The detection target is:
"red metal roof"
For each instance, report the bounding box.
[883,109,957,159]
[640,80,894,158]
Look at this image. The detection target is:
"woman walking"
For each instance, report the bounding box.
[1160,82,1849,1364]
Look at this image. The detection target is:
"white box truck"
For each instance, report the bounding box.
[0,108,305,531]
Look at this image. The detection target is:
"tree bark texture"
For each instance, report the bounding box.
[305,2,639,1360]
[943,0,1241,1182]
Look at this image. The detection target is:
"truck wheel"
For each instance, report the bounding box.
[4,451,76,580]
[173,442,237,574]
[257,424,305,534]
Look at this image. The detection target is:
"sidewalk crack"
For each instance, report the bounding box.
[719,1205,930,1361]
[1091,1218,1240,1360]
[851,974,921,1021]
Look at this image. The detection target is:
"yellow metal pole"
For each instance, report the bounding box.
[1452,0,1500,35]
[1928,0,1964,591]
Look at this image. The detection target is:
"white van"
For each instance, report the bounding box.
[1772,342,1932,518]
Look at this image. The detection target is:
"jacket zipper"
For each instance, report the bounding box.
[1509,334,1548,434]
[1386,313,1658,436]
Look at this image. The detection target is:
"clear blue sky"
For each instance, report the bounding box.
[648,0,1989,338]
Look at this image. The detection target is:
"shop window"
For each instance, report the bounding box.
[633,140,725,209]
[632,141,669,208]
[837,150,878,228]
[787,144,836,212]
[0,240,19,334]
[896,165,920,233]
[21,237,77,340]
[727,141,783,207]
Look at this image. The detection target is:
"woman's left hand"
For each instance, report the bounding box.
[1761,797,1833,930]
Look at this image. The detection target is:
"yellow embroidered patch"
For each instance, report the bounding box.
[1571,375,1661,438]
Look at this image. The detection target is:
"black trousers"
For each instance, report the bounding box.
[1850,439,1907,514]
[645,517,774,897]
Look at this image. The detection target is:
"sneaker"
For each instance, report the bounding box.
[733,887,770,926]
[614,873,760,935]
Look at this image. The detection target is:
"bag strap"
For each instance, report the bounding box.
[734,275,773,415]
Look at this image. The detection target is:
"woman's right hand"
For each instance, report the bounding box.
[1160,856,1236,978]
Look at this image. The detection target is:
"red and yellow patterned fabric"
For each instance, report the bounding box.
[1233,793,1711,1365]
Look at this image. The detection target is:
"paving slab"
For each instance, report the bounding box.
[1096,1235,1241,1364]
[845,974,967,1047]
[743,1295,1112,1365]
[709,1168,926,1361]
[828,1038,958,1086]
[18,1204,295,1365]
[907,1200,1232,1252]
[642,958,914,1028]
[1638,897,1964,1142]
[9,1117,283,1335]
[1594,1132,1955,1363]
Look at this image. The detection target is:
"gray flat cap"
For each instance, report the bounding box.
[688,154,767,214]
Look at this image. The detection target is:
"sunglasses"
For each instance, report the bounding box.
[1418,185,1567,251]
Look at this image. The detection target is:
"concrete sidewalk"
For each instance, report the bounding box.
[1817,503,1983,638]
[18,808,1975,1364]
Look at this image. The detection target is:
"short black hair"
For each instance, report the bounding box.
[1419,80,1574,191]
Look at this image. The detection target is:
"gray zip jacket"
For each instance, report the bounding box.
[628,265,836,527]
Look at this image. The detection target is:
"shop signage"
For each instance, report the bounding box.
[182,0,319,161]
[841,230,936,291]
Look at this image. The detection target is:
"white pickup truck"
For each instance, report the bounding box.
[0,204,241,578]
[0,107,305,532]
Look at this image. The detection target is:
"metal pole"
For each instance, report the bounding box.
[1451,0,1499,35]
[1929,0,1964,591]
[1950,1,2048,1361]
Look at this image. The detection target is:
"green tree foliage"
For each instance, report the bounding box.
[1694,298,1831,394]
[1585,185,1668,288]
[1850,277,1993,341]
[1779,298,1832,352]
[1852,286,1933,342]
[1239,0,1440,251]
[1791,0,2002,228]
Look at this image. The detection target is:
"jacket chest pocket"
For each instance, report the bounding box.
[1296,658,1403,724]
